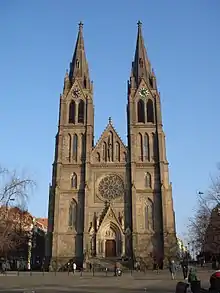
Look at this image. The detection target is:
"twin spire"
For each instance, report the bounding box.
[67,21,154,91]
[131,21,152,88]
[68,21,91,89]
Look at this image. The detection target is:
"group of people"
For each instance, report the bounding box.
[169,259,197,283]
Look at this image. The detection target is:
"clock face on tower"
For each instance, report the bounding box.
[139,87,150,98]
[72,88,80,98]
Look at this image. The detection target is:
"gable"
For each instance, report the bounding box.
[64,80,92,102]
[133,79,154,102]
[91,121,127,164]
[97,206,123,234]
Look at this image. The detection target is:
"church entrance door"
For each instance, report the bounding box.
[105,240,116,257]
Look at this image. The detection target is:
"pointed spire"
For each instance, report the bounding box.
[131,21,151,88]
[69,22,91,89]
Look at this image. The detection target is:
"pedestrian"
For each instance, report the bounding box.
[188,268,199,293]
[188,267,197,283]
[181,258,189,280]
[169,260,176,280]
[72,262,76,274]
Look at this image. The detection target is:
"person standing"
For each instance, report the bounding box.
[169,260,176,280]
[72,262,76,275]
[181,258,189,280]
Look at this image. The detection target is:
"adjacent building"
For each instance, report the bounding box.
[0,206,47,270]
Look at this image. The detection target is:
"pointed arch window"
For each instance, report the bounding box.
[73,134,78,161]
[71,173,77,188]
[76,59,80,68]
[148,199,154,230]
[143,133,150,161]
[97,152,100,162]
[139,58,144,68]
[81,133,85,160]
[115,142,120,162]
[137,99,145,123]
[69,101,75,124]
[108,131,113,161]
[152,133,158,161]
[84,76,87,88]
[138,133,143,161]
[123,152,127,162]
[78,99,85,124]
[145,199,154,230]
[68,134,71,162]
[145,172,152,188]
[68,199,77,229]
[147,99,154,123]
[145,205,149,230]
[103,142,107,162]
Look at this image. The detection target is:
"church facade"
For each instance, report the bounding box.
[46,21,177,267]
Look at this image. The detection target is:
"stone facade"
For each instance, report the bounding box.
[46,21,177,267]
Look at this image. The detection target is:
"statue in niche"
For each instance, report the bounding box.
[105,229,114,238]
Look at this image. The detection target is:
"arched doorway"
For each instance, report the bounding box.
[102,222,121,258]
[105,239,116,257]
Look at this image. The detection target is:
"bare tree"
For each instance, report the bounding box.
[188,165,220,257]
[188,195,211,254]
[0,165,35,256]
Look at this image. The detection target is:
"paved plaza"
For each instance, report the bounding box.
[0,269,213,292]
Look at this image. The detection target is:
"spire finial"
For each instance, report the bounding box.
[137,20,142,28]
[108,117,112,124]
[78,21,83,31]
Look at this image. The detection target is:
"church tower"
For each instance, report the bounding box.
[46,22,94,266]
[127,21,176,261]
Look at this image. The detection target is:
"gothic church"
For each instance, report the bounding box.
[46,21,177,267]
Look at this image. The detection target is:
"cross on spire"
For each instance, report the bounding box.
[137,20,142,28]
[78,21,83,31]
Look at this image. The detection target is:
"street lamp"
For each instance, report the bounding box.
[6,198,15,209]
[198,191,204,196]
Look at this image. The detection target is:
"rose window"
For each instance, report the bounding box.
[98,175,124,200]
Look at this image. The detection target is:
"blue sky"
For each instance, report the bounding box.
[0,1,219,238]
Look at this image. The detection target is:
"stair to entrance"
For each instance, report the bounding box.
[88,257,129,271]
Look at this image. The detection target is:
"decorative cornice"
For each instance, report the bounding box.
[92,163,126,168]
[60,190,84,195]
[136,162,156,168]
[136,189,153,193]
